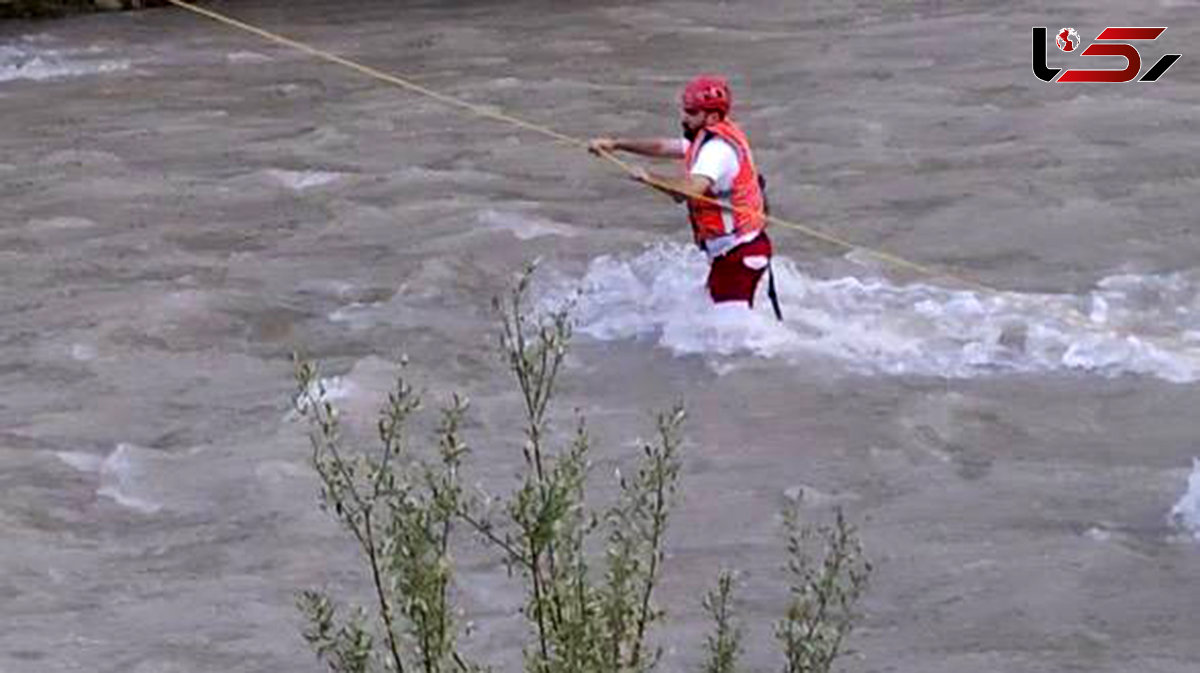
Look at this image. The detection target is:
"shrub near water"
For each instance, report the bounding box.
[1,0,88,19]
[293,264,871,673]
[0,0,161,19]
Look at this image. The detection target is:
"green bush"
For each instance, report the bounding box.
[0,0,162,20]
[1,0,89,19]
[293,264,871,673]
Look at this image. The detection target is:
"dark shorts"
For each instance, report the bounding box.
[706,232,773,305]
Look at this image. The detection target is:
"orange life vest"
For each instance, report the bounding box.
[683,119,766,258]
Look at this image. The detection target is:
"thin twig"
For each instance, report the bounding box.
[364,513,407,673]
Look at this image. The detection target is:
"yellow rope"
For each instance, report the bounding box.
[162,0,1199,367]
[164,0,985,290]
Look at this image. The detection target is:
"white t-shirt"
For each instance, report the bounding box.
[670,137,739,194]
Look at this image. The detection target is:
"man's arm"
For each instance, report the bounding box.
[588,137,686,159]
[641,137,735,203]
[589,136,707,202]
[632,168,712,203]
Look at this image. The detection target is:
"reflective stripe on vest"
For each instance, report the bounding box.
[683,119,766,258]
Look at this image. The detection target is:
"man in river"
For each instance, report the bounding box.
[589,74,780,318]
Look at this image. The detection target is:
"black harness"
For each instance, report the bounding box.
[759,173,783,322]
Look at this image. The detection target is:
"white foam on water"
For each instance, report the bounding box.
[1169,458,1200,541]
[328,302,390,331]
[290,376,357,419]
[265,169,342,190]
[97,444,162,514]
[297,278,357,300]
[226,50,273,64]
[479,209,580,240]
[27,216,97,230]
[57,445,163,514]
[540,242,1200,382]
[70,343,97,361]
[0,44,129,83]
[39,149,124,168]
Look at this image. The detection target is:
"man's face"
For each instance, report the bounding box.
[680,107,709,140]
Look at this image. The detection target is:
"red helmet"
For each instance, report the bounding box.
[681,74,732,115]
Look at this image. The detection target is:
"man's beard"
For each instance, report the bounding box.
[681,122,698,141]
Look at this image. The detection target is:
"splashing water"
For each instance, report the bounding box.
[1170,458,1200,541]
[0,43,130,83]
[283,376,358,423]
[539,242,1200,382]
[264,169,342,190]
[56,445,162,513]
